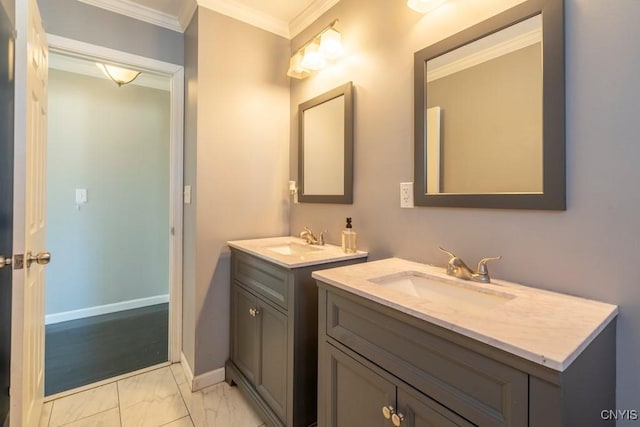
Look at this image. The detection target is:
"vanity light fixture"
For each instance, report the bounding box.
[96,63,141,87]
[407,0,447,14]
[287,20,344,79]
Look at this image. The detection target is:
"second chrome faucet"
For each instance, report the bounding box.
[300,227,326,245]
[439,247,501,284]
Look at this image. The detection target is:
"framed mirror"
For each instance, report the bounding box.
[298,82,354,204]
[414,0,565,210]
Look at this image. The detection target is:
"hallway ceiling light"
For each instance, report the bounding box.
[407,0,447,14]
[287,20,344,80]
[96,63,141,87]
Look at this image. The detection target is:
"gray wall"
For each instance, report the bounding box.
[182,10,198,371]
[46,69,170,314]
[38,0,183,65]
[183,8,290,375]
[290,0,640,418]
[427,44,542,193]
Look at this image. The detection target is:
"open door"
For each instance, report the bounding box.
[0,3,16,426]
[10,0,49,425]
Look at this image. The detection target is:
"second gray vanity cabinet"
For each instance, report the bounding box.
[226,247,367,427]
[231,283,287,420]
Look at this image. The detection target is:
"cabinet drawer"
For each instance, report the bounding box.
[233,251,289,310]
[325,291,528,427]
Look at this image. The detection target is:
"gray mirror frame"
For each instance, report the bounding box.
[414,0,565,210]
[298,81,354,204]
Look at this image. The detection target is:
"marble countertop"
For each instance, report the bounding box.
[312,257,618,371]
[227,236,368,269]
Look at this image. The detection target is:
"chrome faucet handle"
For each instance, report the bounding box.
[438,247,457,258]
[439,247,473,279]
[476,256,502,275]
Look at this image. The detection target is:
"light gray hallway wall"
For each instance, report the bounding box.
[289,0,640,418]
[38,0,183,65]
[46,69,170,315]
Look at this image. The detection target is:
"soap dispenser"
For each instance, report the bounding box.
[342,217,357,253]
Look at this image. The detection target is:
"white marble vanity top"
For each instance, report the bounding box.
[227,236,367,269]
[312,257,618,371]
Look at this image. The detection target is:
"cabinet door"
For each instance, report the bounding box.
[398,386,475,427]
[232,284,258,384]
[324,344,396,427]
[256,299,288,421]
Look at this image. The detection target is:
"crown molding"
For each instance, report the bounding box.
[197,0,289,38]
[178,0,198,31]
[77,0,183,32]
[289,0,341,38]
[75,0,341,38]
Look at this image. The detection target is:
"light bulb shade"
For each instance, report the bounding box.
[287,52,310,79]
[407,0,447,14]
[300,42,326,71]
[320,28,344,60]
[96,63,141,86]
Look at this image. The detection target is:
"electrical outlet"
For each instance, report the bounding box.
[400,182,414,208]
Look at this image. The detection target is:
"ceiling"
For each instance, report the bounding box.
[77,0,340,38]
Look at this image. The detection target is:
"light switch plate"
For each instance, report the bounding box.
[400,182,414,208]
[184,185,192,204]
[75,188,87,205]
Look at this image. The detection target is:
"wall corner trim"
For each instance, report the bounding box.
[180,352,196,390]
[77,0,184,33]
[179,352,225,391]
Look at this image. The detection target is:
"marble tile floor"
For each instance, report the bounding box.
[39,364,266,427]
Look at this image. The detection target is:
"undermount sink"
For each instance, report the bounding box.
[370,272,515,310]
[266,242,324,256]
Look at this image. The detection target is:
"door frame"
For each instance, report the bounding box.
[45,34,184,363]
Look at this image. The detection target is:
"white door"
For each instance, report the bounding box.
[10,0,48,425]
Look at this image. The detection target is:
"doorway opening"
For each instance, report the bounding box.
[43,37,184,397]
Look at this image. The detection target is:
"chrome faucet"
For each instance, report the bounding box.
[299,227,326,245]
[439,247,501,284]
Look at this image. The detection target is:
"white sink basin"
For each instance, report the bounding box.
[370,272,515,310]
[266,242,324,256]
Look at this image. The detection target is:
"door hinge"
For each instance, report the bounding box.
[171,227,175,236]
[13,255,24,270]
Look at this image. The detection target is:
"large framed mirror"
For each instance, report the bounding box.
[414,0,565,209]
[298,82,354,204]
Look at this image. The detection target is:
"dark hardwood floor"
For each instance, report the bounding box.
[45,303,168,396]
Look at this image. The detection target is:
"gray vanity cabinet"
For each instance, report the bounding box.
[317,282,616,427]
[323,341,473,427]
[231,283,288,420]
[226,249,367,427]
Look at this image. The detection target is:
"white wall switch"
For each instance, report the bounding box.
[400,182,414,208]
[75,188,87,205]
[184,185,192,204]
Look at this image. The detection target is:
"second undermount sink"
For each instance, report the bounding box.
[266,242,324,256]
[370,272,515,310]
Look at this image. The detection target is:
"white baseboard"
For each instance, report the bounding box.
[193,366,225,391]
[45,294,170,325]
[180,352,225,392]
[180,352,195,388]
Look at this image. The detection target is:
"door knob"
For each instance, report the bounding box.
[0,255,11,270]
[26,251,51,268]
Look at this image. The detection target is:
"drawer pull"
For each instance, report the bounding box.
[382,405,395,419]
[249,308,260,317]
[392,412,405,426]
